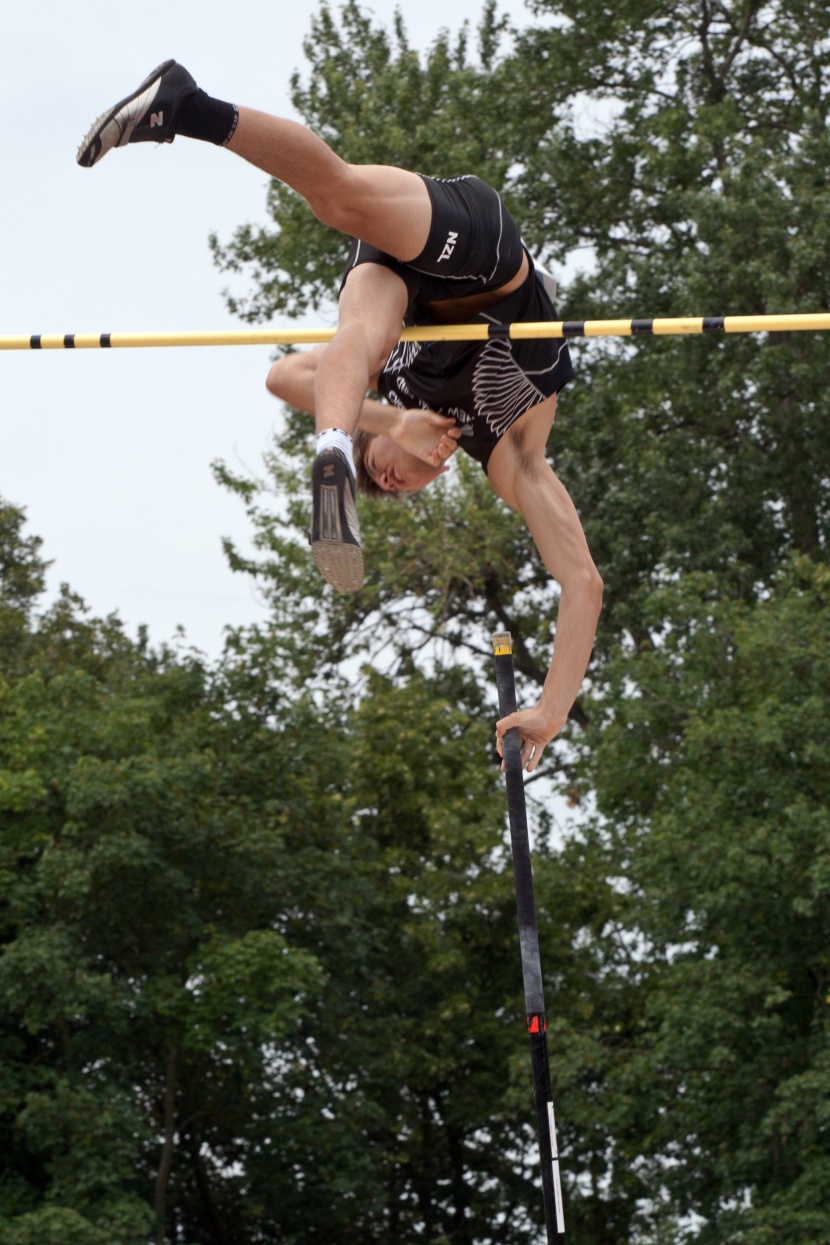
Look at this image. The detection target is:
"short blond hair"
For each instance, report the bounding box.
[352,428,400,501]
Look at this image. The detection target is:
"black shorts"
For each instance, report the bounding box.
[340,174,526,310]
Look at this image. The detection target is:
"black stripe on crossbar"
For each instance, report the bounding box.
[64,335,75,349]
[101,333,112,347]
[631,319,654,335]
[487,323,510,339]
[30,335,42,349]
[562,321,585,336]
[702,317,725,333]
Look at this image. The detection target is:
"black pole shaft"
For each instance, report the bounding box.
[493,631,565,1245]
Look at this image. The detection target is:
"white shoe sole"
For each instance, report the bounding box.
[311,540,365,593]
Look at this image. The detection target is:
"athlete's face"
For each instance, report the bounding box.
[364,435,445,494]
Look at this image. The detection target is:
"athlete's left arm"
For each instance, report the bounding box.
[493,460,603,773]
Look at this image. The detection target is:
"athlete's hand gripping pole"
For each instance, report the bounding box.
[492,631,565,1245]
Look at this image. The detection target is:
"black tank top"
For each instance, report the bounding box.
[378,267,574,471]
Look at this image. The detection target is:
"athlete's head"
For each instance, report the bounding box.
[353,430,447,499]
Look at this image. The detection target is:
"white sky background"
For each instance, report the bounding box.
[1,0,538,657]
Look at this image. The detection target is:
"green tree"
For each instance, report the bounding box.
[3,499,617,1243]
[503,0,830,646]
[0,503,323,1244]
[573,560,830,1241]
[0,501,49,681]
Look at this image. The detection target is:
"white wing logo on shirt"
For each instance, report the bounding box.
[472,338,545,436]
[384,340,423,375]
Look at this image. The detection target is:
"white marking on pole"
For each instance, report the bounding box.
[548,1100,565,1235]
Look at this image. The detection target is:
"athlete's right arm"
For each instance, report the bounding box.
[266,350,459,465]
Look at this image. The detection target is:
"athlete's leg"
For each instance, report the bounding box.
[313,262,408,434]
[290,261,408,594]
[226,107,431,262]
[76,61,433,263]
[76,60,429,594]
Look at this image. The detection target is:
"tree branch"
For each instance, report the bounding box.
[717,0,760,81]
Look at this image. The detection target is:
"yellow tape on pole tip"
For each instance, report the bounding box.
[492,631,513,656]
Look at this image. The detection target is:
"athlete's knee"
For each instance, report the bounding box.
[265,355,292,398]
[266,350,317,410]
[333,318,402,375]
[507,422,546,480]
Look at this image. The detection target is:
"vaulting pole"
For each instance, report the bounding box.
[1,311,830,350]
[492,631,565,1245]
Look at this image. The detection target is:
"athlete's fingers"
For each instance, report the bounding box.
[426,413,461,438]
[523,737,547,774]
[495,710,520,747]
[427,437,458,466]
[496,734,545,774]
[530,742,547,771]
[496,710,551,774]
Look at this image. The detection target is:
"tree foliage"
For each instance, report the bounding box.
[571,560,830,1242]
[1,500,603,1244]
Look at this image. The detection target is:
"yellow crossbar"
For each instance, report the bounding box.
[2,313,830,351]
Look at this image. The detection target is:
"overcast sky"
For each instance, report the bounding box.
[2,0,534,658]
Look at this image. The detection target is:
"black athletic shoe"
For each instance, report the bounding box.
[77,60,197,168]
[310,448,364,593]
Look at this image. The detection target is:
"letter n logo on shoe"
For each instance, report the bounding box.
[150,111,164,128]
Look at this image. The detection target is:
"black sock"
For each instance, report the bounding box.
[175,89,239,146]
